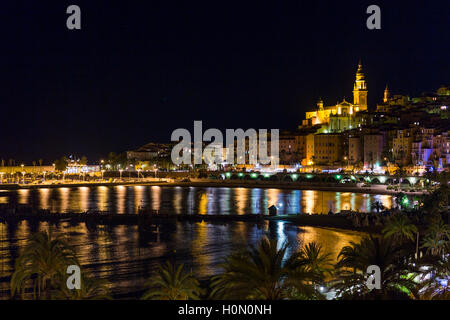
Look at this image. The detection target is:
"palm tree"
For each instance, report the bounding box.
[427,217,450,240]
[382,214,418,242]
[332,235,418,300]
[286,242,333,300]
[417,255,449,300]
[422,234,447,257]
[54,273,111,300]
[394,161,406,177]
[421,185,449,215]
[54,156,69,172]
[210,238,322,300]
[79,156,88,166]
[11,230,78,299]
[142,261,203,300]
[422,218,450,256]
[210,237,291,299]
[294,242,333,278]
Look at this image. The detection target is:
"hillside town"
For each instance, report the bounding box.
[124,61,450,176]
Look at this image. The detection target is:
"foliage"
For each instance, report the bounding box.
[142,261,203,300]
[417,255,449,300]
[382,214,418,242]
[332,235,419,300]
[422,216,450,256]
[79,156,88,166]
[11,230,78,299]
[54,156,69,172]
[210,238,329,300]
[105,152,127,170]
[53,273,111,300]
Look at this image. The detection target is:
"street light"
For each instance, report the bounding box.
[0,172,4,184]
[101,169,105,180]
[43,171,47,182]
[21,171,25,184]
[119,169,123,180]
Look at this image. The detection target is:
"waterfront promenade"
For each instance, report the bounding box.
[0,178,427,196]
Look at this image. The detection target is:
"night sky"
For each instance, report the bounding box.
[0,1,448,163]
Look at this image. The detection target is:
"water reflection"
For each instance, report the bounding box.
[0,219,364,299]
[297,226,365,261]
[59,188,70,213]
[173,187,182,214]
[134,186,146,212]
[97,186,109,211]
[116,186,126,214]
[0,186,394,215]
[17,189,29,204]
[150,186,161,211]
[234,188,249,215]
[38,188,50,209]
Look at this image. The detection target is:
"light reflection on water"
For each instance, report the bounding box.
[0,186,391,298]
[1,186,393,215]
[0,220,364,299]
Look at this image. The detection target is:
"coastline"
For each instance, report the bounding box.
[0,179,427,196]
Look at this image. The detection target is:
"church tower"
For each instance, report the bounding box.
[353,60,368,111]
[317,98,324,110]
[383,84,389,103]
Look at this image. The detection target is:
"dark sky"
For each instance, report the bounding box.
[0,1,448,163]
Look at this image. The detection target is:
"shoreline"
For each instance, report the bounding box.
[0,180,427,196]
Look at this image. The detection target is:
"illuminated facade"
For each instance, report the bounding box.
[313,134,343,165]
[363,134,384,169]
[412,129,450,168]
[305,133,315,165]
[302,61,368,128]
[393,129,414,165]
[348,136,363,164]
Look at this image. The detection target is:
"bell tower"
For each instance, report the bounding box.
[317,98,324,110]
[353,60,368,111]
[383,84,389,103]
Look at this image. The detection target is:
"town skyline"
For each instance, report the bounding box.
[1,1,448,162]
[0,1,449,306]
[2,59,448,165]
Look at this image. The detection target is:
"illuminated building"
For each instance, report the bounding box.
[313,134,343,165]
[412,128,450,168]
[126,142,174,161]
[363,134,384,169]
[302,61,368,129]
[383,84,389,103]
[294,134,308,163]
[348,136,363,164]
[279,132,310,164]
[305,133,315,165]
[393,129,414,165]
[279,135,297,164]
